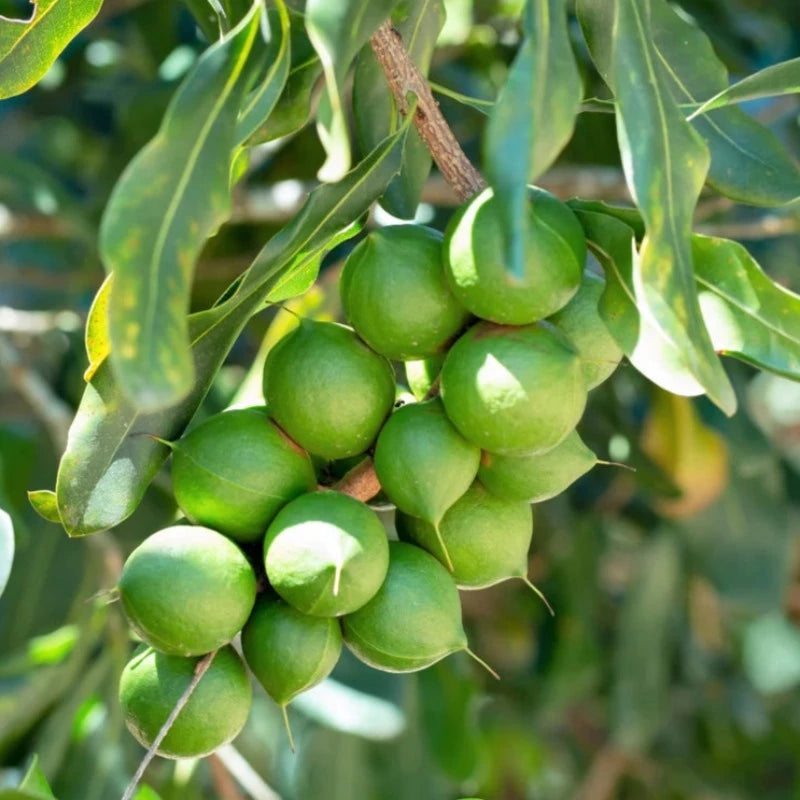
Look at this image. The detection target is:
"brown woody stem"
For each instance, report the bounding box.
[333,456,383,503]
[369,21,486,202]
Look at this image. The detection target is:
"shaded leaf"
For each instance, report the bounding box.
[235,0,292,145]
[485,0,582,278]
[353,0,444,218]
[305,0,398,182]
[0,508,13,599]
[101,4,262,412]
[26,491,61,524]
[429,80,493,115]
[693,235,800,380]
[609,0,735,415]
[55,123,410,535]
[18,756,55,798]
[612,530,682,751]
[689,56,800,117]
[0,0,102,100]
[573,209,705,397]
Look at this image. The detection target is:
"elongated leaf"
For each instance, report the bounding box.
[27,490,61,524]
[305,0,398,182]
[235,0,291,145]
[693,234,800,379]
[0,0,102,99]
[101,4,263,413]
[0,508,13,599]
[55,124,410,536]
[429,81,493,115]
[18,756,55,798]
[578,0,800,206]
[610,0,735,415]
[83,274,112,382]
[690,57,800,118]
[612,530,682,751]
[353,0,444,218]
[485,0,581,278]
[574,208,705,397]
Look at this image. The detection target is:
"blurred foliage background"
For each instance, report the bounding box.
[1,0,800,798]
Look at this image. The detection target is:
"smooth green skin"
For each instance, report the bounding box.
[171,408,317,542]
[119,645,252,759]
[440,321,587,455]
[264,491,389,617]
[340,225,470,360]
[548,271,623,390]
[396,484,533,589]
[444,186,586,324]
[119,525,257,656]
[342,541,467,672]
[263,320,396,459]
[241,595,342,706]
[405,354,445,401]
[374,399,480,525]
[479,429,597,503]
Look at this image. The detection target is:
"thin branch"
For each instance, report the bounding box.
[214,745,284,800]
[369,21,486,201]
[209,754,248,800]
[121,650,218,800]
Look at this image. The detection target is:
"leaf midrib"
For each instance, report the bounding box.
[1,0,59,62]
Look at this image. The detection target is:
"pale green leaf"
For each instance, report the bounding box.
[27,491,61,524]
[101,3,263,412]
[83,274,112,382]
[0,508,13,599]
[0,0,102,99]
[18,756,55,799]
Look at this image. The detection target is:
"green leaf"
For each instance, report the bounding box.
[26,491,61,524]
[693,234,800,380]
[0,0,102,100]
[609,0,735,415]
[689,57,800,118]
[573,209,705,397]
[485,0,582,278]
[55,123,410,536]
[100,3,263,413]
[612,530,682,752]
[235,0,292,145]
[18,756,55,798]
[0,508,13,599]
[353,0,445,219]
[83,275,112,382]
[429,81,493,115]
[305,0,398,182]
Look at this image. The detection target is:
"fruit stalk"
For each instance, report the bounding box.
[369,21,486,202]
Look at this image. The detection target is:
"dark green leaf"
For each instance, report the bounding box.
[305,0,398,182]
[485,0,582,278]
[693,234,800,380]
[100,4,262,412]
[26,491,61,524]
[689,57,800,118]
[609,0,736,415]
[0,508,13,599]
[353,0,444,218]
[235,0,292,145]
[612,530,682,751]
[55,123,410,536]
[0,0,102,100]
[574,208,705,397]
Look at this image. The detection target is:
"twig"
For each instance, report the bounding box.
[121,650,218,800]
[209,754,248,800]
[214,745,284,800]
[369,21,486,201]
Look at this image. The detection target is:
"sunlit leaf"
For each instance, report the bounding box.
[26,491,61,524]
[0,0,102,100]
[83,274,112,382]
[56,123,410,535]
[101,3,263,412]
[305,0,398,182]
[485,0,582,278]
[0,508,13,599]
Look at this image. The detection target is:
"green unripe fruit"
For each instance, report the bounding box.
[444,187,585,324]
[171,408,317,542]
[548,271,622,389]
[374,399,480,570]
[241,595,341,748]
[264,491,389,617]
[119,646,251,759]
[440,322,587,455]
[263,320,395,459]
[119,525,257,656]
[396,483,533,590]
[340,225,470,360]
[478,429,597,502]
[343,542,480,673]
[405,354,445,401]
